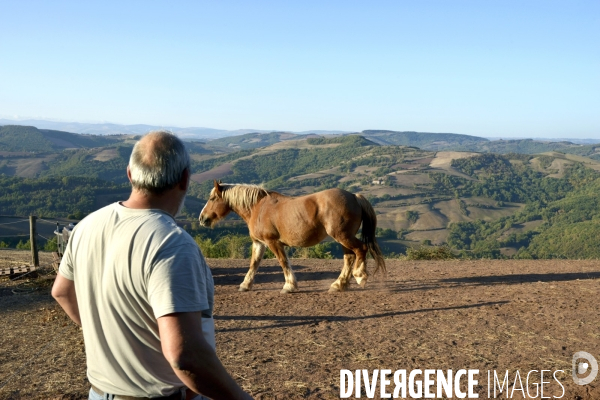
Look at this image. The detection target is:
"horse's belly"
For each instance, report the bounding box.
[281,227,328,248]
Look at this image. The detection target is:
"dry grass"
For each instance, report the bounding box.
[92,148,118,162]
[404,229,448,245]
[429,151,478,169]
[190,163,233,184]
[6,156,57,178]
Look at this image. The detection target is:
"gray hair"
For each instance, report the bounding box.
[129,130,190,195]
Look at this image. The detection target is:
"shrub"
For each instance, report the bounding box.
[291,242,336,259]
[376,227,398,239]
[406,210,419,224]
[16,240,31,250]
[195,236,229,258]
[223,235,252,259]
[43,237,58,252]
[194,234,253,259]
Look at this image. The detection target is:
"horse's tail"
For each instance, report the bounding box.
[355,194,386,275]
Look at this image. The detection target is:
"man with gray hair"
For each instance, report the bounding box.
[52,131,251,400]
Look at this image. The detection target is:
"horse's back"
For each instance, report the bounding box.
[308,188,361,212]
[299,188,363,232]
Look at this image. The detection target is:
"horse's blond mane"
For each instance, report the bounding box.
[220,183,269,212]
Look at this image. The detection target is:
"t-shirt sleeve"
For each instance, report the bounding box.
[58,232,75,281]
[147,243,212,319]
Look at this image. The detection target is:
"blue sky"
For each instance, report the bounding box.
[1,1,598,138]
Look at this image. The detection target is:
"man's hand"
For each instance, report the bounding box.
[158,312,252,400]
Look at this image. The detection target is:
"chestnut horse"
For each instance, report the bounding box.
[199,181,386,293]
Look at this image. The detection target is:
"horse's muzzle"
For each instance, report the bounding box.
[199,215,211,227]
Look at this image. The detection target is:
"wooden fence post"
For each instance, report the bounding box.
[30,215,39,267]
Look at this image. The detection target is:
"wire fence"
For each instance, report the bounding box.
[0,219,29,226]
[0,218,67,226]
[37,233,52,242]
[38,218,65,225]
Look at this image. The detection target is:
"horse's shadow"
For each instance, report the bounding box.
[383,271,600,293]
[439,271,600,285]
[214,300,509,332]
[210,264,342,285]
[210,264,298,276]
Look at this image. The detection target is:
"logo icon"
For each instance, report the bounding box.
[572,351,598,385]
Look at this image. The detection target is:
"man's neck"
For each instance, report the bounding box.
[122,189,182,217]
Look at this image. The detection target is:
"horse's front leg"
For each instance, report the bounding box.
[268,241,298,294]
[239,242,266,292]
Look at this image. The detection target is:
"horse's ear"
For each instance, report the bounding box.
[213,179,222,197]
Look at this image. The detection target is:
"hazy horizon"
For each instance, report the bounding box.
[4,117,600,143]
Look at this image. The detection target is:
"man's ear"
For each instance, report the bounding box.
[214,179,222,197]
[126,166,133,184]
[179,168,190,191]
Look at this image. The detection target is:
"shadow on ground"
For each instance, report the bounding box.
[214,300,509,332]
[440,271,600,285]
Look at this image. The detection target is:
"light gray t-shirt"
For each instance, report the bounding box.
[59,202,214,397]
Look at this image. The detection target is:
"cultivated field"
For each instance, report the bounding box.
[1,250,599,399]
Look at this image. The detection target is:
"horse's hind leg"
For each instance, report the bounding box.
[239,242,266,292]
[332,235,368,289]
[268,241,298,294]
[329,246,356,293]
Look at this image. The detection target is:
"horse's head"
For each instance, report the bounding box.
[199,180,232,228]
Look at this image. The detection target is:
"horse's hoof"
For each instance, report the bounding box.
[239,286,250,292]
[280,288,292,294]
[328,286,341,293]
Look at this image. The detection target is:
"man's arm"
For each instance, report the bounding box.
[158,312,252,400]
[51,273,81,326]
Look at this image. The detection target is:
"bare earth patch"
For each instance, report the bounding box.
[191,163,233,184]
[92,148,118,162]
[1,252,599,399]
[429,152,478,169]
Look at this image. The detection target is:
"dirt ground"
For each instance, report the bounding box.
[1,249,599,399]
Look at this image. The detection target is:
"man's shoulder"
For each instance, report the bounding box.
[159,223,196,248]
[130,210,195,247]
[74,203,195,245]
[73,203,119,228]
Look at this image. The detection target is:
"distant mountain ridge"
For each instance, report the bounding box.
[0,119,350,140]
[360,130,489,149]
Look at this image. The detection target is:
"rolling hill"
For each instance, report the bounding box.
[359,130,489,149]
[2,126,600,259]
[0,125,121,152]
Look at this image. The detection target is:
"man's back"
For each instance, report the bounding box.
[60,202,214,397]
[53,131,251,399]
